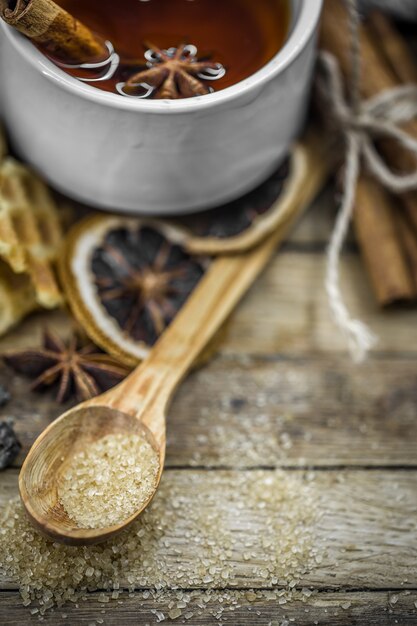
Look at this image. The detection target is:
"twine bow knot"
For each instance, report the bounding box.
[319,51,417,192]
[317,0,417,363]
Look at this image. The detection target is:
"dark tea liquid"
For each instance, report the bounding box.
[56,0,290,97]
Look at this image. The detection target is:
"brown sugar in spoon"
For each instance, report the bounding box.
[19,141,328,546]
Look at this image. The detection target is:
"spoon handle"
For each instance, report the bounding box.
[108,223,287,422]
[104,141,328,428]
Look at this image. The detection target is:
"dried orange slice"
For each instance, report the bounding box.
[179,142,313,255]
[59,215,207,366]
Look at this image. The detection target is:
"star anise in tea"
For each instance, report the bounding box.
[119,42,226,99]
[4,330,131,403]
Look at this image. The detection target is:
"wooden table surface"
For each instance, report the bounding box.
[1,186,417,625]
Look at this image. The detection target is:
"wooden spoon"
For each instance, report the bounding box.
[19,142,327,545]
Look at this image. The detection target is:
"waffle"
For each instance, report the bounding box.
[0,260,38,336]
[0,158,63,309]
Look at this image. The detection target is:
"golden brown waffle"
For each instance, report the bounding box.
[0,260,38,336]
[0,158,63,310]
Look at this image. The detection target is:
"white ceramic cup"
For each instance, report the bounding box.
[0,0,322,215]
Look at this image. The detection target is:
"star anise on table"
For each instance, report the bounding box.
[3,330,131,403]
[120,42,226,99]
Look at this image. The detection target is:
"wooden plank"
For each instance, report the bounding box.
[1,469,416,590]
[169,355,417,467]
[0,590,416,626]
[3,356,417,468]
[223,252,417,355]
[0,309,70,352]
[285,184,348,247]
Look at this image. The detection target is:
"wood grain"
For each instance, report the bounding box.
[3,356,417,468]
[0,591,416,626]
[224,252,417,355]
[1,469,416,590]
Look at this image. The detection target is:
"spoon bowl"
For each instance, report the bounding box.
[19,404,164,545]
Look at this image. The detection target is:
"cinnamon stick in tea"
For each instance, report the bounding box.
[321,0,417,232]
[354,176,416,305]
[0,0,107,63]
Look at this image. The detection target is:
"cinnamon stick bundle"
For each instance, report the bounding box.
[321,0,417,232]
[366,11,417,293]
[0,0,107,63]
[320,0,417,306]
[394,210,417,290]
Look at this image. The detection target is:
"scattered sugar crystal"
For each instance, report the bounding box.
[98,593,109,603]
[58,433,160,529]
[245,592,257,602]
[0,469,321,616]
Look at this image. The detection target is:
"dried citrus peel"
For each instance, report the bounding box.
[60,215,207,366]
[180,143,309,255]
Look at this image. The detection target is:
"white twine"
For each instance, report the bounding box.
[318,0,417,363]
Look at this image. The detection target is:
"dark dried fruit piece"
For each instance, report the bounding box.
[4,329,131,403]
[179,144,312,254]
[183,158,290,236]
[0,385,10,408]
[0,421,21,470]
[59,217,207,366]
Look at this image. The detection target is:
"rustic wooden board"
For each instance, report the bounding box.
[2,356,417,468]
[1,591,416,626]
[223,252,417,356]
[0,190,416,625]
[1,469,416,590]
[284,185,344,246]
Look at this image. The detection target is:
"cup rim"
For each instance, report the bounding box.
[1,0,323,114]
